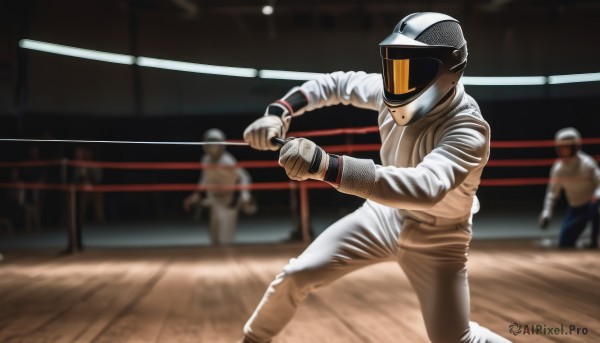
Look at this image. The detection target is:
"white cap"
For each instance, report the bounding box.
[554,127,581,146]
[203,128,226,141]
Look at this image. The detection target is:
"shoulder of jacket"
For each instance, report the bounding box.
[446,104,488,131]
[457,93,483,119]
[220,152,237,164]
[578,152,598,167]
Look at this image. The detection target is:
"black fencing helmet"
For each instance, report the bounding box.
[379,12,467,125]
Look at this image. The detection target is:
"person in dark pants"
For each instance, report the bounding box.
[539,127,600,248]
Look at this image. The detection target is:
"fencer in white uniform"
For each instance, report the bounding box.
[539,127,600,248]
[241,12,511,343]
[183,129,254,246]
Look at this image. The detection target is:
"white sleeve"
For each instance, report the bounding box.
[541,163,561,218]
[238,167,251,186]
[223,152,252,189]
[368,115,489,209]
[293,71,383,115]
[594,167,600,199]
[585,155,600,199]
[336,114,490,210]
[198,156,209,186]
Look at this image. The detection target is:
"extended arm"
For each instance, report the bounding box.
[244,71,382,151]
[279,115,489,210]
[539,165,561,228]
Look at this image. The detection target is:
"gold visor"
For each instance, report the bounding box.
[384,59,416,95]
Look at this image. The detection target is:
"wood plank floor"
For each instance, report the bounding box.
[0,242,598,343]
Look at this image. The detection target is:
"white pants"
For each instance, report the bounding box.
[209,203,238,246]
[243,200,511,343]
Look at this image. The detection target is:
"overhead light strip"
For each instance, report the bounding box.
[19,39,134,65]
[462,76,547,86]
[548,72,600,84]
[18,39,600,85]
[258,70,325,80]
[137,57,257,78]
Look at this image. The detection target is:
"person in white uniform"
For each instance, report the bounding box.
[539,127,600,248]
[241,12,511,343]
[183,128,255,246]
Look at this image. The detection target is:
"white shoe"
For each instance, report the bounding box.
[535,237,555,248]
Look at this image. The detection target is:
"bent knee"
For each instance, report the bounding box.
[279,261,334,293]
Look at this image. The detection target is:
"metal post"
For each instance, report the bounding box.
[289,181,300,236]
[66,185,81,253]
[299,182,310,243]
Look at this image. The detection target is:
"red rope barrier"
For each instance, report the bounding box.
[3,155,600,170]
[486,158,556,167]
[288,126,380,138]
[480,178,549,186]
[0,178,563,191]
[0,159,65,168]
[0,182,299,192]
[66,160,281,170]
[91,183,294,192]
[490,140,556,148]
[3,154,600,170]
[0,182,72,191]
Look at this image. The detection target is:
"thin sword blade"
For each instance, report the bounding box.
[0,138,249,146]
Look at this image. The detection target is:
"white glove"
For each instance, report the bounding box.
[240,191,257,215]
[183,192,200,212]
[241,190,252,203]
[243,115,289,151]
[279,138,329,181]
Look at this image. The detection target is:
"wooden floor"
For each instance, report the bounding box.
[0,242,598,343]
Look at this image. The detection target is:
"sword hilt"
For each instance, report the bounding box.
[271,136,321,175]
[271,137,288,147]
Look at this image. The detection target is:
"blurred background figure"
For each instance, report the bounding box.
[183,129,256,246]
[539,127,600,248]
[0,168,24,234]
[73,146,106,226]
[20,146,46,232]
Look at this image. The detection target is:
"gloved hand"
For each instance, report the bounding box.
[539,213,550,230]
[244,101,294,151]
[243,115,288,151]
[241,190,252,203]
[183,192,201,212]
[279,138,329,181]
[240,191,258,215]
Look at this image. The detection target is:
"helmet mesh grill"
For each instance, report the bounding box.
[415,21,465,49]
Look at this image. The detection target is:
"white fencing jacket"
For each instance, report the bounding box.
[200,151,251,207]
[542,151,600,218]
[290,71,490,222]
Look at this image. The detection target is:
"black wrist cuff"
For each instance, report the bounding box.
[265,104,286,116]
[281,89,309,114]
[324,154,342,185]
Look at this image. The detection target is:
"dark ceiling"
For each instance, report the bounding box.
[1,0,599,117]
